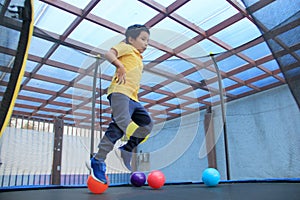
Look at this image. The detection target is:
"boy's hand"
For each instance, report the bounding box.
[115,66,126,84]
[105,49,126,84]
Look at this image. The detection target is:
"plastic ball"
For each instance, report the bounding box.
[130,171,146,187]
[87,175,109,194]
[202,168,220,187]
[147,170,166,189]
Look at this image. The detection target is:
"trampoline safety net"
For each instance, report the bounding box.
[242,0,300,109]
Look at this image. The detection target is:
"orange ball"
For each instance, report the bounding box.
[87,175,109,194]
[147,170,165,189]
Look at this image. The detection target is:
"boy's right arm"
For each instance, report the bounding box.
[105,49,126,84]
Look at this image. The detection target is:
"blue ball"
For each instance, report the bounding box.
[202,168,220,186]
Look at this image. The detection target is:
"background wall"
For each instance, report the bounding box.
[221,84,300,180]
[138,84,300,182]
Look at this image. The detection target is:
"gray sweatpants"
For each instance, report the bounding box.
[95,93,153,160]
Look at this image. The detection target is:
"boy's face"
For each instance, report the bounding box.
[128,31,149,53]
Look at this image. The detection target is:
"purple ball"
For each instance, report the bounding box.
[130,171,146,187]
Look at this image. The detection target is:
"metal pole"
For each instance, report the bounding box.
[210,53,231,180]
[98,56,103,138]
[90,55,100,158]
[204,106,217,168]
[52,116,63,185]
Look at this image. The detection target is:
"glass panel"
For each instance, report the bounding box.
[261,60,280,71]
[28,36,54,57]
[164,81,191,93]
[37,64,78,81]
[18,90,52,100]
[197,39,227,54]
[142,92,167,101]
[0,26,20,49]
[45,104,70,111]
[60,0,89,9]
[152,57,194,74]
[152,0,176,7]
[213,18,262,48]
[49,45,89,68]
[15,99,42,107]
[27,79,64,92]
[175,0,237,30]
[25,60,38,72]
[235,67,265,80]
[140,71,168,85]
[228,85,253,95]
[34,5,77,35]
[151,18,197,48]
[91,0,158,28]
[241,42,272,60]
[68,19,119,49]
[223,78,237,87]
[252,76,279,87]
[217,55,248,72]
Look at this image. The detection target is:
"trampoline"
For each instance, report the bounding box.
[1,182,300,200]
[1,0,300,199]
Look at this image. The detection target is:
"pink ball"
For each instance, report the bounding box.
[147,170,166,189]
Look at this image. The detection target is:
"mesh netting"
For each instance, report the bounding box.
[242,0,300,108]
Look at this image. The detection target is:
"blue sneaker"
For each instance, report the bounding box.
[90,157,107,184]
[116,146,132,171]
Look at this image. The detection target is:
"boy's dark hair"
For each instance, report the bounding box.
[125,24,150,44]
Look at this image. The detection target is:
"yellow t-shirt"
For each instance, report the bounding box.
[107,42,143,102]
